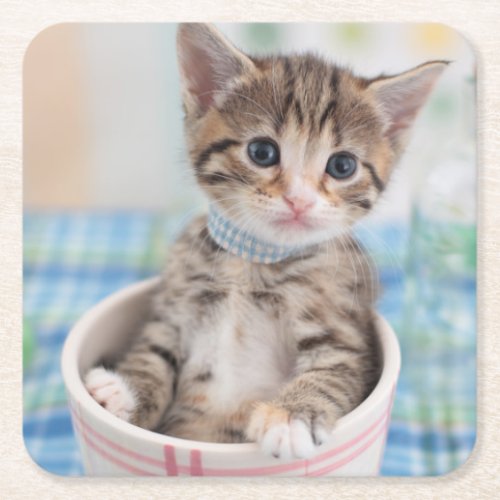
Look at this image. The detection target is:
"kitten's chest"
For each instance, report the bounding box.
[179,281,295,410]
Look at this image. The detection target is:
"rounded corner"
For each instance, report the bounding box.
[429,23,477,65]
[434,428,478,479]
[23,22,77,73]
[22,425,76,478]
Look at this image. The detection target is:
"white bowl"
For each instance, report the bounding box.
[62,277,400,477]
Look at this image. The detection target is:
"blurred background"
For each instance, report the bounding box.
[23,23,476,476]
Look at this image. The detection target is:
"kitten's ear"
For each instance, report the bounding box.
[368,61,448,149]
[177,23,255,114]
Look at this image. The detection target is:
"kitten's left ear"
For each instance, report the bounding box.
[177,23,255,115]
[368,61,449,150]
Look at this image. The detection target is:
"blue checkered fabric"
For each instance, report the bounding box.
[23,211,476,476]
[207,206,300,263]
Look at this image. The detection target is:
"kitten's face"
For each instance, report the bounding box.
[177,24,446,247]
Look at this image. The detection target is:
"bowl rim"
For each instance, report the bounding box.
[61,276,400,455]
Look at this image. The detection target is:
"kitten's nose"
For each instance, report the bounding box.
[283,195,314,215]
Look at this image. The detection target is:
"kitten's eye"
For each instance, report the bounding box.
[247,139,280,167]
[326,153,357,179]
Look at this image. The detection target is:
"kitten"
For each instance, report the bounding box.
[85,23,446,460]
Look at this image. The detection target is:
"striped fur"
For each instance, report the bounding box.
[85,23,446,459]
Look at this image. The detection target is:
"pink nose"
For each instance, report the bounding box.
[283,195,314,215]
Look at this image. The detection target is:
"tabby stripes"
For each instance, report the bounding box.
[195,139,240,170]
[361,162,385,191]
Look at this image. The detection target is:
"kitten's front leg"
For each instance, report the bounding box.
[85,318,180,431]
[247,327,371,459]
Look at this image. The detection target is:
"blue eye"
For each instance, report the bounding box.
[247,139,280,167]
[326,153,357,179]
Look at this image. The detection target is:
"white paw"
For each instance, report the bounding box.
[84,367,136,422]
[246,403,331,460]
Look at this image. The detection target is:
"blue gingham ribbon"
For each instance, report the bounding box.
[207,206,302,264]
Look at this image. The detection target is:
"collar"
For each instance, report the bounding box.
[207,205,303,264]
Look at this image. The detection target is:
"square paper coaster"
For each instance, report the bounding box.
[23,22,475,477]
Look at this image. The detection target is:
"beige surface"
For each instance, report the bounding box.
[24,24,90,208]
[1,1,499,498]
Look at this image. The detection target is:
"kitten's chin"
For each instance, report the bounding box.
[259,220,344,249]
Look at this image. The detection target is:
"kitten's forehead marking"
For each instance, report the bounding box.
[279,122,337,181]
[279,124,307,175]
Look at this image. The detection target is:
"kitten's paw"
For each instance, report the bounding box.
[246,403,331,460]
[84,367,136,422]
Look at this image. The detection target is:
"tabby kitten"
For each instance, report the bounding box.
[85,23,446,460]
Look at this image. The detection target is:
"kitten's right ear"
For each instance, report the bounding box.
[177,23,255,114]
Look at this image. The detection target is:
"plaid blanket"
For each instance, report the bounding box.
[23,211,475,476]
